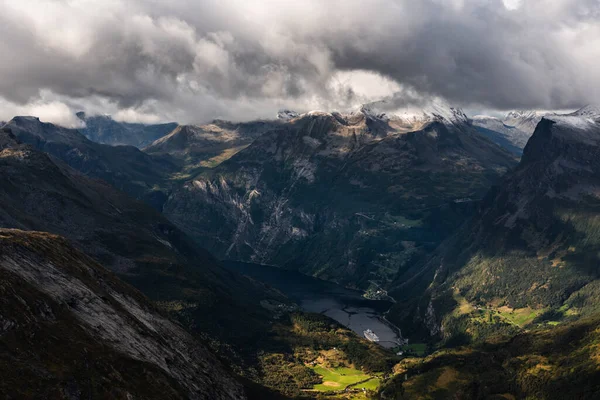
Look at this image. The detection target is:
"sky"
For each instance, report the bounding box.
[0,0,598,126]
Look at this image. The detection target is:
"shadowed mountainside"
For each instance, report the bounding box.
[0,229,246,399]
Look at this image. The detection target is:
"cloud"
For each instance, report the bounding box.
[0,91,84,128]
[0,0,598,125]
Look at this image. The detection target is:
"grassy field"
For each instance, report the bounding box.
[497,306,545,327]
[309,365,372,392]
[199,145,249,168]
[353,377,380,390]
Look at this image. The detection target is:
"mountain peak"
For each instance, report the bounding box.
[504,110,541,120]
[502,109,550,134]
[10,115,41,125]
[7,116,47,136]
[360,98,469,128]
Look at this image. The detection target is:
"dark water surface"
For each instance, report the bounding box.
[224,261,401,348]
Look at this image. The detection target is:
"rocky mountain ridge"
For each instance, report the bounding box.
[163,103,517,287]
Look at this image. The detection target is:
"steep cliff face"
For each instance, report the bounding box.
[392,106,600,341]
[0,229,245,399]
[163,106,517,287]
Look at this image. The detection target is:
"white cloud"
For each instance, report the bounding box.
[0,0,598,124]
[502,0,523,10]
[0,92,84,128]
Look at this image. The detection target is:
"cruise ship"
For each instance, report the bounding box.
[363,329,380,342]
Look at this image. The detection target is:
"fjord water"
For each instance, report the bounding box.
[224,261,401,348]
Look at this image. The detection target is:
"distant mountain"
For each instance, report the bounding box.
[471,110,560,155]
[472,115,530,154]
[0,229,246,399]
[77,111,177,148]
[163,101,517,288]
[144,120,280,175]
[2,116,178,206]
[503,109,550,134]
[390,105,600,342]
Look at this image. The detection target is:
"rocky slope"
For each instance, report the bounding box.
[1,116,178,206]
[0,131,283,346]
[0,229,245,399]
[77,112,178,148]
[390,105,600,342]
[144,120,280,176]
[163,102,517,288]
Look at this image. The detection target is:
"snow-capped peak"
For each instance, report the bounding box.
[360,98,468,129]
[503,110,551,134]
[504,110,541,120]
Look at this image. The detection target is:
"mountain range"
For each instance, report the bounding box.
[2,116,179,208]
[3,101,600,398]
[162,102,517,288]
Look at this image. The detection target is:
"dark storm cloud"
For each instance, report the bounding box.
[0,0,598,125]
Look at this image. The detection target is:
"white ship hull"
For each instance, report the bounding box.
[363,329,380,342]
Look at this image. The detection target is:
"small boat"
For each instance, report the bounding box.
[363,329,380,342]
